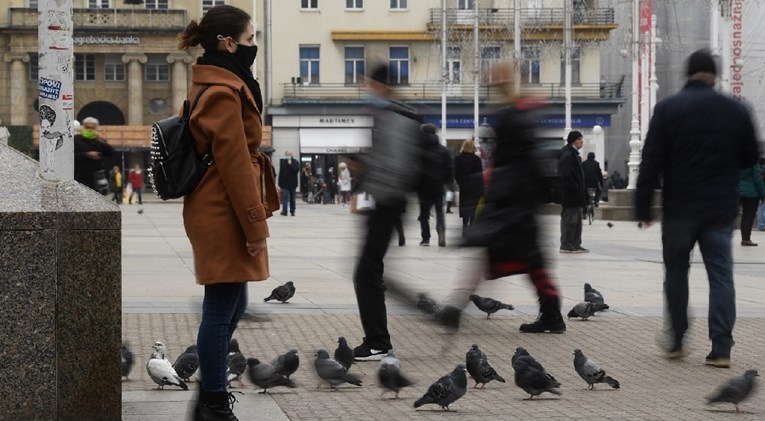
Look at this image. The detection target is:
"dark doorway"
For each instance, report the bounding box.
[77,101,125,125]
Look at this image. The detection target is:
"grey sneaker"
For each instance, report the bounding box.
[574,247,590,254]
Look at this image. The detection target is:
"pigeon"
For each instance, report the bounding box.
[271,349,300,379]
[172,344,199,382]
[706,369,759,413]
[334,336,354,371]
[226,338,247,387]
[573,349,620,390]
[465,344,505,388]
[416,293,440,315]
[264,281,296,303]
[377,350,414,399]
[121,342,134,380]
[583,283,607,306]
[314,349,362,389]
[606,222,614,228]
[137,208,144,215]
[469,294,514,319]
[414,364,468,411]
[246,358,296,394]
[567,301,609,320]
[511,347,560,399]
[145,341,188,390]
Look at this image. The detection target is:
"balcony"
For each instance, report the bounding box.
[6,8,187,32]
[281,80,624,104]
[427,7,616,30]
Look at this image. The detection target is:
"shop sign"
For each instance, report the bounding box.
[73,36,140,46]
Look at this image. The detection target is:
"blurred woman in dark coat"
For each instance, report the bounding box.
[453,139,484,234]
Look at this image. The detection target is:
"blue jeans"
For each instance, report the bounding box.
[281,187,296,215]
[662,218,735,354]
[757,200,765,230]
[197,282,248,392]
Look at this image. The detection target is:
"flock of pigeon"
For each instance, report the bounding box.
[120,281,759,414]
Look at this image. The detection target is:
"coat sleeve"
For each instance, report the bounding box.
[635,103,667,221]
[194,87,268,243]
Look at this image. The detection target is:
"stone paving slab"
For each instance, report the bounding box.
[122,313,764,420]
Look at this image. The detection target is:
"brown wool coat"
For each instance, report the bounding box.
[183,64,279,285]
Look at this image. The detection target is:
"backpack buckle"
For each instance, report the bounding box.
[201,154,214,166]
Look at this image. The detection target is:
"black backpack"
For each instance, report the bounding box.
[149,85,212,200]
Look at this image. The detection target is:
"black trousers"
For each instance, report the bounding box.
[352,204,401,349]
[418,193,445,241]
[740,197,760,242]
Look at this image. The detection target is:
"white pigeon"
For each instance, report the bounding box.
[146,341,188,390]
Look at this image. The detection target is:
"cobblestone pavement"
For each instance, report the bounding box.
[121,202,765,420]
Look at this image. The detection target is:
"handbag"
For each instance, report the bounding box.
[351,191,375,214]
[93,169,109,195]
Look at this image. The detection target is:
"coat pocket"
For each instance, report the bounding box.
[246,204,267,222]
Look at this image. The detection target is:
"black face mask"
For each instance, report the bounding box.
[234,44,258,68]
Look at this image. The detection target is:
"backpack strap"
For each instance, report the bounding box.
[186,85,213,165]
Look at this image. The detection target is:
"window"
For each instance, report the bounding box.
[560,47,581,84]
[301,0,318,9]
[480,47,501,84]
[29,54,38,81]
[145,55,169,82]
[300,47,320,85]
[202,0,225,13]
[446,47,461,83]
[521,46,541,84]
[458,0,475,10]
[75,54,96,81]
[346,0,362,9]
[344,47,365,85]
[104,55,125,81]
[28,0,38,8]
[389,0,407,9]
[88,0,111,8]
[388,47,409,85]
[145,0,169,9]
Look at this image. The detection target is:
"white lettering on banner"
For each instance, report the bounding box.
[731,0,744,99]
[318,117,355,125]
[72,36,141,46]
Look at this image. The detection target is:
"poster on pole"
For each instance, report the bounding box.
[38,0,74,180]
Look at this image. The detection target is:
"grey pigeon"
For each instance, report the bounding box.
[414,364,468,411]
[469,294,514,319]
[416,293,440,315]
[271,349,299,379]
[137,208,144,215]
[264,281,296,303]
[247,358,296,394]
[226,338,247,387]
[121,342,134,380]
[511,347,560,399]
[378,350,414,399]
[314,349,362,389]
[573,349,620,390]
[145,341,188,390]
[465,344,505,389]
[706,369,759,413]
[334,336,354,371]
[584,283,606,306]
[567,301,609,320]
[172,344,199,382]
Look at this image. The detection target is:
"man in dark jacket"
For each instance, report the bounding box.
[636,49,761,368]
[73,116,114,194]
[417,123,454,247]
[582,152,603,206]
[557,130,587,253]
[278,150,299,216]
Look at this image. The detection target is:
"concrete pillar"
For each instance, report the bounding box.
[4,53,30,125]
[166,52,194,114]
[121,53,147,125]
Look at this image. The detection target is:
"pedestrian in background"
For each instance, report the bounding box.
[636,49,761,368]
[128,163,144,205]
[278,150,299,216]
[351,63,421,361]
[417,123,453,247]
[300,162,313,204]
[73,116,113,195]
[178,5,279,419]
[453,139,483,236]
[558,130,588,253]
[582,152,604,206]
[110,165,123,204]
[338,162,352,205]
[738,161,765,246]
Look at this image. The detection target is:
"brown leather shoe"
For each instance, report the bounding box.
[741,240,758,246]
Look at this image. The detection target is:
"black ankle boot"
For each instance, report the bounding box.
[194,390,239,421]
[519,298,566,333]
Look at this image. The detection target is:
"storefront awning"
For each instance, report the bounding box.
[299,128,372,154]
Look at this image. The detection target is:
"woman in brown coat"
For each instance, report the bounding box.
[178,5,277,420]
